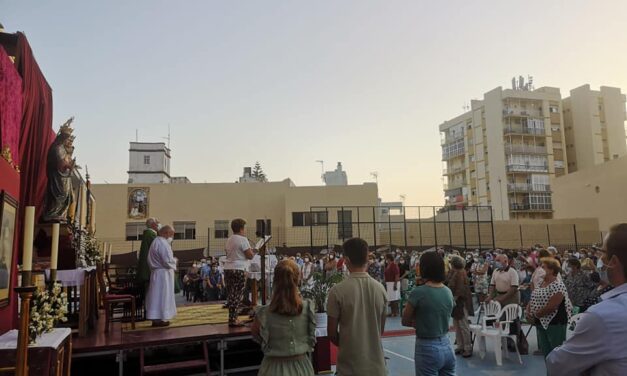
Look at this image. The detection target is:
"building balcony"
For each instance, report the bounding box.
[503,109,543,118]
[442,149,465,160]
[441,133,465,145]
[510,203,553,212]
[443,165,466,176]
[506,164,548,173]
[503,127,546,136]
[445,195,469,206]
[443,180,467,191]
[507,183,551,193]
[504,144,547,155]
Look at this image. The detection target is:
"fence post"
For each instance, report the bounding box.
[433,207,438,249]
[462,207,467,251]
[476,206,482,251]
[357,207,361,238]
[490,207,496,249]
[418,208,423,248]
[547,224,551,246]
[447,209,452,247]
[573,224,579,250]
[519,225,524,248]
[403,207,408,248]
[372,207,377,249]
[388,207,392,247]
[309,208,313,250]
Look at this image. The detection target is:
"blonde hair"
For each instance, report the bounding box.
[541,257,561,276]
[581,258,596,271]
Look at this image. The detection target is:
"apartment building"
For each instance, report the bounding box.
[562,85,627,172]
[440,85,567,220]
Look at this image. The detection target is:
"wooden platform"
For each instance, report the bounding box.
[72,313,258,376]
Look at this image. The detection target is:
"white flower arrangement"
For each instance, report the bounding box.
[69,222,101,268]
[28,282,68,344]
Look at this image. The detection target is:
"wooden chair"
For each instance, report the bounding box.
[97,263,136,332]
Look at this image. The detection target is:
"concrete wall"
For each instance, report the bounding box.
[553,155,627,232]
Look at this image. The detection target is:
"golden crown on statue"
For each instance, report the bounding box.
[58,116,75,136]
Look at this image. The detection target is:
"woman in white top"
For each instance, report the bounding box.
[300,253,315,291]
[224,218,255,326]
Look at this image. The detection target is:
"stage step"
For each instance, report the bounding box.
[140,341,210,376]
[143,358,207,374]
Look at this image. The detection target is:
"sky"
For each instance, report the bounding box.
[4,1,627,206]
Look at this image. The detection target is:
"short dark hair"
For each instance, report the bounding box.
[567,258,581,269]
[385,253,395,262]
[231,218,246,233]
[343,238,368,267]
[606,223,627,278]
[419,251,446,283]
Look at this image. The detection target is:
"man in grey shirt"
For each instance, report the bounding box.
[546,223,627,375]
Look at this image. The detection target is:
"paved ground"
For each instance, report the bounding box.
[322,316,547,376]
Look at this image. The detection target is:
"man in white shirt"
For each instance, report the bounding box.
[223,218,255,326]
[546,223,627,375]
[145,225,177,327]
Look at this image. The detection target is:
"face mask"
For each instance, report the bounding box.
[157,223,163,230]
[494,261,504,269]
[304,258,310,262]
[167,237,174,245]
[473,258,479,263]
[330,255,335,260]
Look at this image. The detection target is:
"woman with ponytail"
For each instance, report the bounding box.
[251,259,316,376]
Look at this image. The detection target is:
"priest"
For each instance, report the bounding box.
[137,217,160,293]
[145,225,177,327]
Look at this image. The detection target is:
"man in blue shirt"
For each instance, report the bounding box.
[546,223,627,375]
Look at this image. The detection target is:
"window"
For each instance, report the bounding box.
[125,222,145,241]
[173,221,196,240]
[292,212,328,226]
[549,106,559,113]
[214,220,229,239]
[144,155,150,164]
[337,210,353,239]
[256,219,272,236]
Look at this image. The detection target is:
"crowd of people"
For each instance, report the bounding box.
[136,217,627,375]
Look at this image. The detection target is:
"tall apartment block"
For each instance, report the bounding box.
[439,83,567,220]
[562,85,627,172]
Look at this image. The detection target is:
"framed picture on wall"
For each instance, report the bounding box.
[0,190,18,308]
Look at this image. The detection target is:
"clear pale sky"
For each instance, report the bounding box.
[4,1,627,206]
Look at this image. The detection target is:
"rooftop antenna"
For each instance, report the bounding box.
[399,194,406,205]
[161,124,171,149]
[315,160,324,182]
[370,171,379,184]
[135,129,138,142]
[462,103,470,112]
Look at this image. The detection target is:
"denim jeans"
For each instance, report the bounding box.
[414,336,456,376]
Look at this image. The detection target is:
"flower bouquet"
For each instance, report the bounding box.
[28,282,68,344]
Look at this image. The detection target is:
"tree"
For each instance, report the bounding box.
[252,161,268,182]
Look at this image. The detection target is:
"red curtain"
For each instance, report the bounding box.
[14,32,56,220]
[0,46,22,164]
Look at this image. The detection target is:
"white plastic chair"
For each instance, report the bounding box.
[470,300,501,333]
[476,304,523,366]
[566,313,583,340]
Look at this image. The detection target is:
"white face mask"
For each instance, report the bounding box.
[304,258,310,262]
[157,223,163,230]
[167,237,174,245]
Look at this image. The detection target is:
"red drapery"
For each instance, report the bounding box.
[0,45,22,164]
[14,32,56,220]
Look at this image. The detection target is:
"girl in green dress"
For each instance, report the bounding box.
[251,260,316,376]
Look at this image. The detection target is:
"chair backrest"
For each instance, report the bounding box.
[485,300,501,317]
[566,313,584,340]
[498,304,522,334]
[96,262,108,300]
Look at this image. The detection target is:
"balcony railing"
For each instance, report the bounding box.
[510,203,553,211]
[506,164,548,173]
[441,133,465,145]
[504,144,547,155]
[503,127,546,136]
[442,148,465,160]
[507,183,551,193]
[443,165,466,175]
[503,109,543,118]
